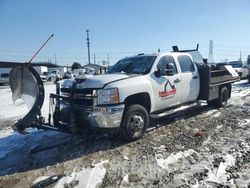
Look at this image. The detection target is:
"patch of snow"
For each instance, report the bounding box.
[230,81,250,106]
[216,124,223,129]
[54,160,108,188]
[120,174,129,187]
[147,127,156,131]
[33,176,51,184]
[212,111,221,117]
[0,148,11,160]
[0,127,69,175]
[204,109,220,117]
[0,128,14,139]
[206,154,236,186]
[240,141,250,151]
[155,149,198,171]
[238,119,250,128]
[123,156,129,160]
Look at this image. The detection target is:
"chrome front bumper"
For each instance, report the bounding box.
[88,104,125,128]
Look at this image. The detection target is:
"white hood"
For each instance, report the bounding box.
[62,74,130,89]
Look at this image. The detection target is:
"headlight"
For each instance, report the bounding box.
[97,88,120,105]
[61,87,71,97]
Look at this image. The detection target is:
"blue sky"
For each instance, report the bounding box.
[0,0,250,65]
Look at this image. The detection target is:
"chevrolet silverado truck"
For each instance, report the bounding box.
[9,46,240,141]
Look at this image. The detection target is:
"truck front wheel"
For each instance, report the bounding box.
[120,104,149,141]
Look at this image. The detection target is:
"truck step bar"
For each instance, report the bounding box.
[150,102,199,119]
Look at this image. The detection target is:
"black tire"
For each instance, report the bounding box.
[248,75,250,83]
[238,73,242,80]
[120,104,149,141]
[215,86,229,107]
[207,100,216,106]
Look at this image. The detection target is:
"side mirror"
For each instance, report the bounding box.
[165,63,174,76]
[154,63,175,77]
[154,69,161,77]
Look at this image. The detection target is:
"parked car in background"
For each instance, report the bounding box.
[48,67,66,79]
[46,72,58,83]
[247,55,250,82]
[34,66,48,82]
[0,68,11,85]
[84,66,95,75]
[47,70,60,82]
[64,71,73,79]
[228,61,249,80]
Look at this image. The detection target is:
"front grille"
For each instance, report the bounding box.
[61,87,96,107]
[1,73,9,78]
[74,89,96,106]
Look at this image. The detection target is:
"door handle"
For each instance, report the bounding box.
[193,75,198,79]
[174,78,181,83]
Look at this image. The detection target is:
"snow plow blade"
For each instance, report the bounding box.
[9,64,45,133]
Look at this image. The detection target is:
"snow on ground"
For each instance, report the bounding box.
[0,82,56,126]
[31,160,108,188]
[155,149,198,172]
[203,109,221,117]
[0,80,249,187]
[53,160,108,188]
[0,85,29,124]
[230,79,250,105]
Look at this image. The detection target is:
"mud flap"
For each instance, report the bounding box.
[9,64,45,132]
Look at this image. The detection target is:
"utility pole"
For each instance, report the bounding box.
[54,54,57,64]
[86,29,91,65]
[94,53,96,64]
[239,51,242,61]
[107,53,110,67]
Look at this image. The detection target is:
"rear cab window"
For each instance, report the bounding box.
[177,55,195,73]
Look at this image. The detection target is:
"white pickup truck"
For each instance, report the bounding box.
[10,46,240,141]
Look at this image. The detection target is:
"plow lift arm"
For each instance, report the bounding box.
[9,34,54,133]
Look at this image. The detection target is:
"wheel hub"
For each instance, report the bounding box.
[129,114,144,132]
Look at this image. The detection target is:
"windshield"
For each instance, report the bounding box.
[107,56,156,75]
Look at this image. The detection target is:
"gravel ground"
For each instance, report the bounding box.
[0,80,249,188]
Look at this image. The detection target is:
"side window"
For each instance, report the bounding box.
[177,55,195,72]
[157,56,178,74]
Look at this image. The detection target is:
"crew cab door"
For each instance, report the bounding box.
[176,55,200,103]
[151,55,182,111]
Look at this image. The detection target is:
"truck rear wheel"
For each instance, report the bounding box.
[207,86,229,107]
[215,87,229,107]
[120,104,149,141]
